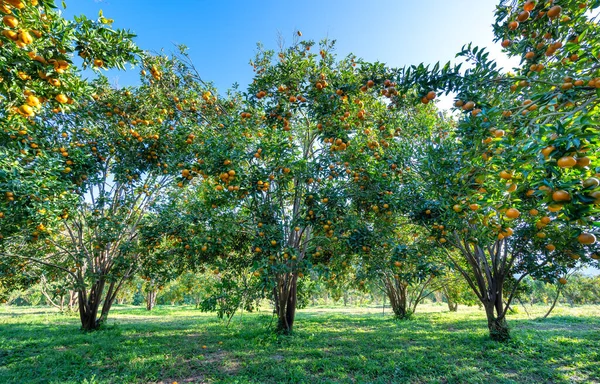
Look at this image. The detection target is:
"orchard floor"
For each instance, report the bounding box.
[0,304,598,384]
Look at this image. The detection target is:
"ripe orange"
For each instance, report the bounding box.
[499,170,513,180]
[3,15,18,28]
[548,204,563,212]
[505,208,520,219]
[426,91,436,100]
[552,190,571,202]
[55,94,68,104]
[16,30,31,45]
[558,277,567,285]
[462,101,475,110]
[590,191,600,204]
[469,203,480,211]
[541,146,555,158]
[523,1,535,12]
[578,233,596,245]
[453,204,462,213]
[2,30,17,42]
[529,209,539,215]
[547,5,562,19]
[561,82,573,90]
[501,39,511,48]
[19,104,34,116]
[26,95,40,107]
[576,157,590,167]
[557,156,576,168]
[545,244,556,251]
[517,11,530,22]
[508,21,519,30]
[583,177,599,189]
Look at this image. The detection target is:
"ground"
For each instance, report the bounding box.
[0,304,598,384]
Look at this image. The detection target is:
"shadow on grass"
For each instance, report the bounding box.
[0,307,598,384]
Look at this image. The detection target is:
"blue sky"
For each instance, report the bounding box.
[62,0,518,98]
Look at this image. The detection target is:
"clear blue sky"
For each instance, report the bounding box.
[62,0,516,96]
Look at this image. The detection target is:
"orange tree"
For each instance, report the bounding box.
[0,0,138,321]
[393,0,600,340]
[321,149,450,320]
[352,229,446,319]
[305,95,448,320]
[174,37,441,333]
[137,185,263,318]
[0,41,224,329]
[0,0,138,243]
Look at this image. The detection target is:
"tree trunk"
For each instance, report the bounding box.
[484,299,510,341]
[450,239,517,341]
[541,285,562,320]
[68,291,78,312]
[77,278,122,330]
[384,277,410,319]
[78,279,106,331]
[448,301,458,312]
[442,287,458,312]
[146,290,157,311]
[98,281,120,325]
[274,272,298,334]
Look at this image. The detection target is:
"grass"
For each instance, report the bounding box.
[0,303,599,384]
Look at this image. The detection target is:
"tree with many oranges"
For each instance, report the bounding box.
[393,0,600,340]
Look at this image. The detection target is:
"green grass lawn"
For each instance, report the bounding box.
[0,303,598,384]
